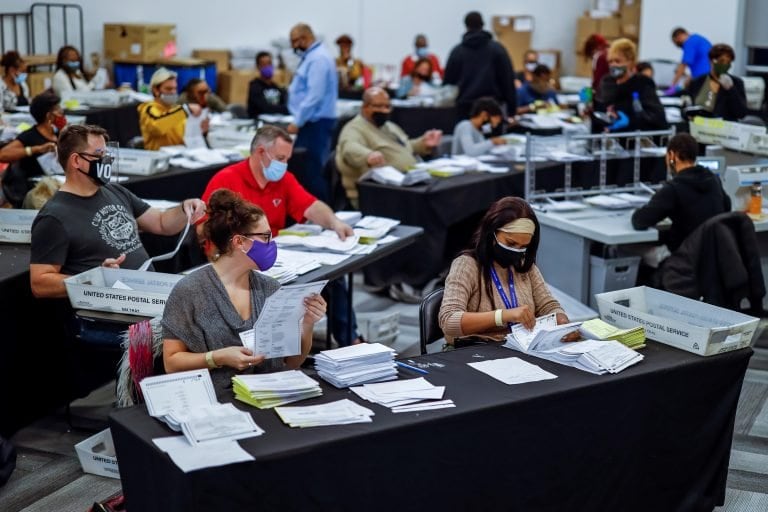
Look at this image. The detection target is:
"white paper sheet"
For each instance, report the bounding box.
[468,357,558,385]
[239,281,328,359]
[152,436,254,473]
[140,369,218,418]
[184,107,209,149]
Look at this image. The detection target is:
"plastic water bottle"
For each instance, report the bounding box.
[136,65,148,94]
[632,91,643,113]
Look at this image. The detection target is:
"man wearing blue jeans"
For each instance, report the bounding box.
[287,23,338,204]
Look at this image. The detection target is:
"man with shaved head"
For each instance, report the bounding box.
[287,22,338,203]
[335,86,441,207]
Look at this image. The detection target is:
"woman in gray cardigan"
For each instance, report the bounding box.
[162,189,326,390]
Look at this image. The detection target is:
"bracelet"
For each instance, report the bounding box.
[25,146,32,157]
[494,309,504,327]
[205,350,220,369]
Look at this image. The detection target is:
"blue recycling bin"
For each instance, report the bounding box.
[114,60,217,93]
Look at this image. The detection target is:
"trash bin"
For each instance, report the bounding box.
[589,255,641,309]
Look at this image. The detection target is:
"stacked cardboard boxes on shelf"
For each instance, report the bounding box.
[104,23,177,63]
[573,0,642,77]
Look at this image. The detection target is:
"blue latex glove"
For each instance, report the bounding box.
[663,84,679,96]
[607,110,629,132]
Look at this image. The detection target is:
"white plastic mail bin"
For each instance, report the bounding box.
[595,286,759,356]
[117,148,171,176]
[64,267,183,317]
[0,209,37,243]
[75,428,120,479]
[589,255,641,309]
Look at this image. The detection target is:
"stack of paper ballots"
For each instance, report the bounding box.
[579,318,646,349]
[314,343,397,388]
[351,377,455,413]
[534,339,644,374]
[232,370,323,409]
[275,399,375,427]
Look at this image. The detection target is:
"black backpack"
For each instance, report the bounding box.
[0,435,17,487]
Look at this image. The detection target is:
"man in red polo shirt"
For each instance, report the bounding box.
[200,125,363,346]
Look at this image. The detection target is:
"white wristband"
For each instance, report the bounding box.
[494,309,504,327]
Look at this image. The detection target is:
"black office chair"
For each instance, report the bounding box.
[323,150,352,211]
[419,288,444,355]
[227,103,249,119]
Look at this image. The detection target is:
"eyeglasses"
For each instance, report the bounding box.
[240,231,272,244]
[77,151,114,164]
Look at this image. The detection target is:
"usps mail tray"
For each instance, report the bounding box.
[64,267,183,316]
[75,428,120,479]
[0,209,37,243]
[117,148,171,176]
[595,286,758,356]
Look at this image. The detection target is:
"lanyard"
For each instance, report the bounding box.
[489,266,518,311]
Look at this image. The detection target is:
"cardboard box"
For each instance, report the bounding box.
[576,14,622,47]
[104,23,176,63]
[595,286,759,356]
[217,69,259,105]
[492,15,534,74]
[192,49,231,72]
[20,54,56,68]
[75,428,120,479]
[27,71,53,96]
[64,267,183,317]
[535,49,562,77]
[0,209,37,243]
[573,54,593,78]
[620,0,642,38]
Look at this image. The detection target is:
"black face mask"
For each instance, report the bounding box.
[77,154,113,186]
[493,242,527,272]
[371,111,390,127]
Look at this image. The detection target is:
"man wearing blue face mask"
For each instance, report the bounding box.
[401,34,444,80]
[247,51,289,120]
[286,23,338,203]
[201,125,365,346]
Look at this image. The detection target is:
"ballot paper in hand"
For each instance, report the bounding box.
[505,313,582,353]
[184,107,209,149]
[239,281,328,359]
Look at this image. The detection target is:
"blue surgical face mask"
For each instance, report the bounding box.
[66,60,80,71]
[15,72,27,84]
[262,150,288,182]
[416,47,429,58]
[242,237,278,270]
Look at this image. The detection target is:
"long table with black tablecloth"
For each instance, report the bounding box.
[358,156,666,287]
[109,342,751,512]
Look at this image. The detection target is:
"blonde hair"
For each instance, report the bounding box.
[608,38,637,63]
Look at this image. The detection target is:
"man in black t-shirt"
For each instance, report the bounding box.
[30,124,207,299]
[247,51,289,120]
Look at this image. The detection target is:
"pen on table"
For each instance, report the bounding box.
[396,361,429,375]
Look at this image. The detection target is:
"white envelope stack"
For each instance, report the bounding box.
[314,343,398,388]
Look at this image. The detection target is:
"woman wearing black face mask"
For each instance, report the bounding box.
[592,38,667,134]
[396,57,438,99]
[438,196,577,347]
[681,43,747,122]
